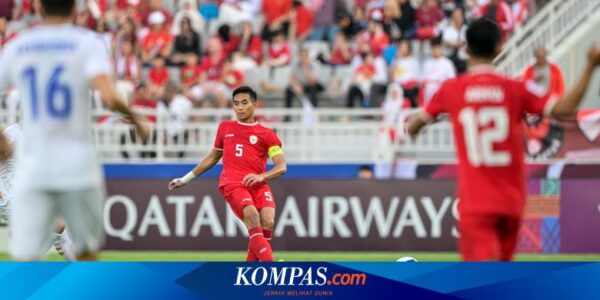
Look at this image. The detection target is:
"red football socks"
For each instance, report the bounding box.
[248,227,273,262]
[263,229,273,241]
[246,249,259,262]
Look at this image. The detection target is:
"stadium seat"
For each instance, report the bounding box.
[316,65,333,86]
[168,67,181,86]
[271,66,292,90]
[383,45,398,65]
[243,68,263,91]
[301,41,331,59]
[199,3,219,21]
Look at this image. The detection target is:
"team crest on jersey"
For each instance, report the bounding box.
[250,135,258,144]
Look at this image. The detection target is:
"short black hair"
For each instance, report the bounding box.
[41,0,76,17]
[359,165,373,172]
[466,18,501,59]
[232,86,258,102]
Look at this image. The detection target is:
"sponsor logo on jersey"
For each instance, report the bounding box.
[250,135,258,144]
[225,134,235,138]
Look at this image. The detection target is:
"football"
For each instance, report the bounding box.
[397,256,418,262]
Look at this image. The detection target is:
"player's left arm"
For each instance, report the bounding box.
[242,145,287,187]
[549,44,600,118]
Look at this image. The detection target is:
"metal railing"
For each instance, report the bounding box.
[0,107,456,163]
[495,0,600,76]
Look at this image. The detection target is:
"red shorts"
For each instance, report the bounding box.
[458,213,521,261]
[218,184,275,219]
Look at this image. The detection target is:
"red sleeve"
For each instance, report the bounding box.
[249,36,263,61]
[265,129,282,149]
[213,122,225,150]
[521,81,558,117]
[522,65,534,81]
[421,82,449,122]
[552,64,565,97]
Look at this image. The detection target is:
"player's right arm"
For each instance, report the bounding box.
[0,43,14,161]
[0,132,11,162]
[407,83,449,137]
[168,148,223,190]
[548,44,600,118]
[169,122,226,190]
[85,34,149,141]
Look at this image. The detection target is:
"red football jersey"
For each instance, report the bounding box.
[423,65,557,216]
[214,120,283,188]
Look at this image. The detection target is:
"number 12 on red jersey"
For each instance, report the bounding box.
[458,107,511,167]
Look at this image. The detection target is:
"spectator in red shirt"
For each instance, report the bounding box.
[329,32,352,65]
[290,0,314,42]
[222,56,245,92]
[355,18,390,57]
[200,37,225,82]
[122,0,143,23]
[261,0,292,41]
[216,24,240,58]
[181,53,203,92]
[477,0,514,42]
[263,31,291,68]
[522,47,565,100]
[141,11,174,65]
[188,38,228,108]
[75,8,97,30]
[239,21,263,63]
[347,51,378,108]
[148,56,170,97]
[521,46,565,157]
[131,83,158,124]
[416,0,445,40]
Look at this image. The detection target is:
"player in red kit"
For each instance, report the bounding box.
[168,86,287,262]
[408,19,600,261]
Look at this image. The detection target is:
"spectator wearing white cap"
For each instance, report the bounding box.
[141,11,174,65]
[140,0,173,27]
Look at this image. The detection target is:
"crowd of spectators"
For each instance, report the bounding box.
[0,0,544,128]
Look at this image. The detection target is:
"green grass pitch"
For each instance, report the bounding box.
[1,251,599,261]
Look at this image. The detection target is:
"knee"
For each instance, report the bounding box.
[243,210,261,228]
[261,219,274,230]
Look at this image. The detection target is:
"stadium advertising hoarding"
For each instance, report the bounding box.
[560,179,600,253]
[104,180,459,251]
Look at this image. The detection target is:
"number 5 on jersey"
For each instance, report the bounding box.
[459,107,511,167]
[235,144,243,157]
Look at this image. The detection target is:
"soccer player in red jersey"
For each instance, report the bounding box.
[408,19,600,261]
[169,86,287,262]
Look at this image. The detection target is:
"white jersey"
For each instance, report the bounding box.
[0,124,21,206]
[0,25,112,190]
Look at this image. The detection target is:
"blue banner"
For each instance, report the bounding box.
[0,262,598,299]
